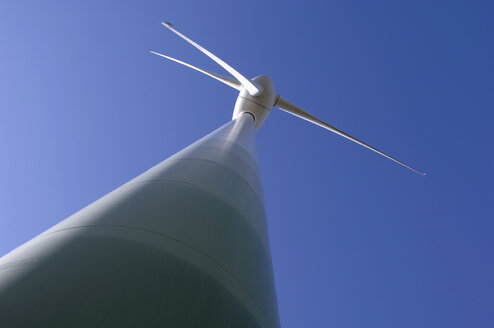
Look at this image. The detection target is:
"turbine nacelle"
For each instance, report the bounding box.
[150,22,425,175]
[233,75,275,130]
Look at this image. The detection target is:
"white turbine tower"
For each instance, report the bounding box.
[0,22,424,327]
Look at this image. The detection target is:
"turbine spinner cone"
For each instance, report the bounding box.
[233,75,276,131]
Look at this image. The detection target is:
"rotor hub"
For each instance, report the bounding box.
[233,75,276,131]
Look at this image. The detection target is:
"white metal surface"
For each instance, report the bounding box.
[0,114,280,328]
[233,75,276,130]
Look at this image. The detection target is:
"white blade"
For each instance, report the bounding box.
[149,50,241,90]
[161,22,262,96]
[275,96,426,175]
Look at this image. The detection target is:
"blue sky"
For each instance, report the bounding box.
[1,0,493,327]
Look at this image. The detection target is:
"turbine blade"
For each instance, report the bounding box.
[161,22,262,96]
[149,50,242,90]
[275,96,426,175]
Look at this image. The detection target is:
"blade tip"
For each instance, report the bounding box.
[161,21,174,28]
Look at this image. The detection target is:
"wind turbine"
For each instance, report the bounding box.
[0,22,424,327]
[151,22,425,176]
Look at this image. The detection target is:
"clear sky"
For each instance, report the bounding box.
[1,0,493,327]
